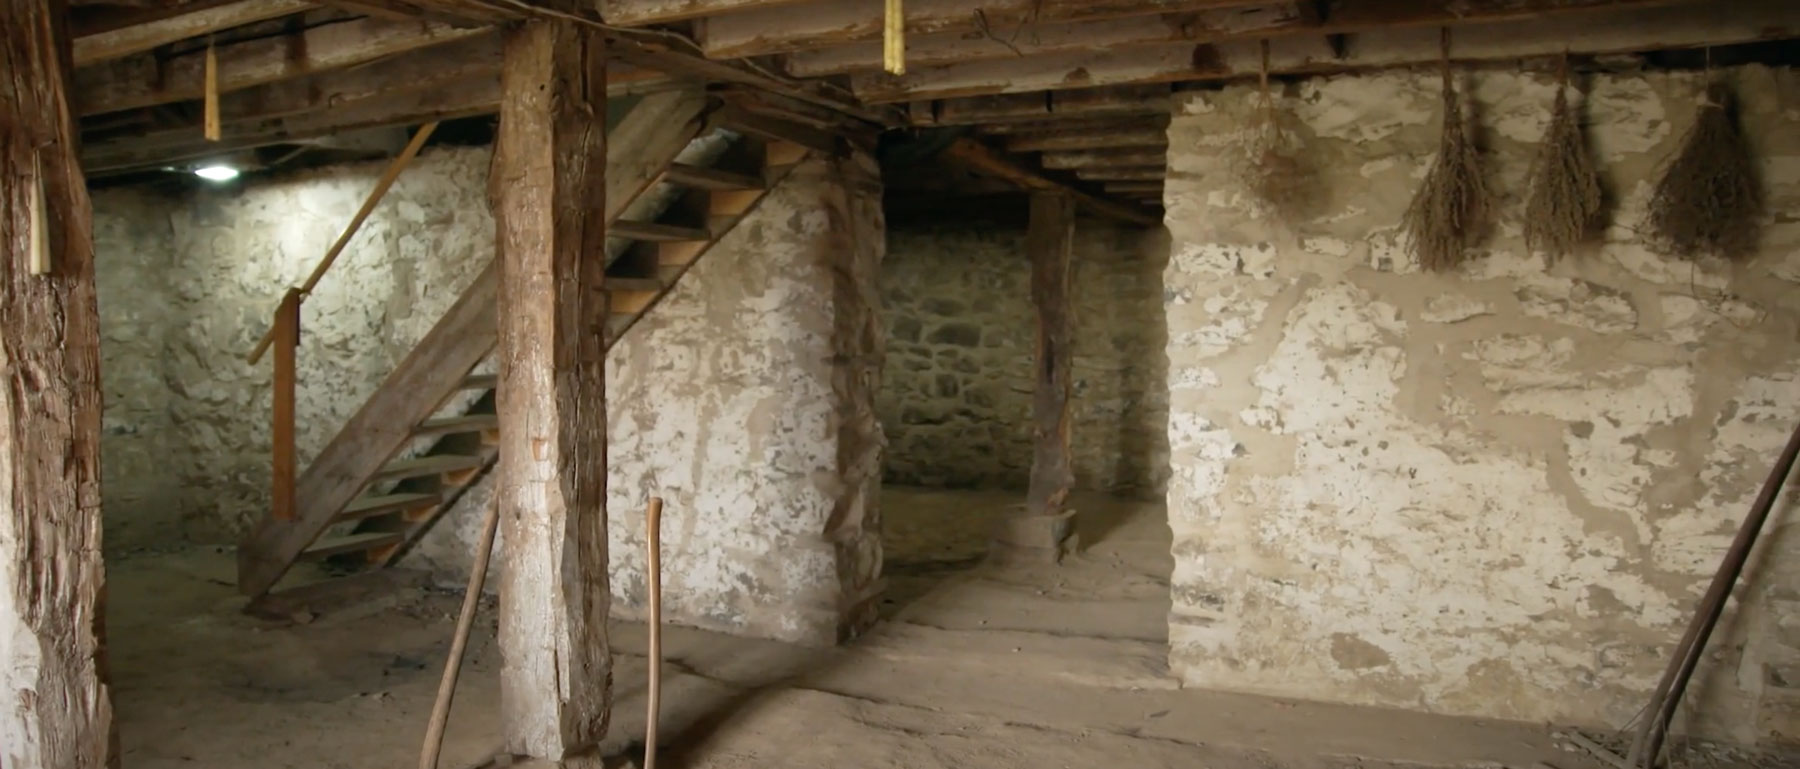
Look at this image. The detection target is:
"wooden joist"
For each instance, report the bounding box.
[1041,149,1166,171]
[853,0,1800,102]
[978,115,1170,136]
[72,0,316,66]
[1007,127,1168,153]
[75,15,488,115]
[1075,167,1164,182]
[696,0,1272,59]
[937,137,1159,226]
[598,0,805,25]
[916,84,1173,126]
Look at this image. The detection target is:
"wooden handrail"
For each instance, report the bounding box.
[247,120,439,364]
[271,288,301,521]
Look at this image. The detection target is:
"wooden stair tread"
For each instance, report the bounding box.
[605,276,664,292]
[613,220,710,243]
[414,414,499,437]
[461,373,497,390]
[302,532,403,559]
[373,454,485,481]
[337,492,439,521]
[664,162,763,191]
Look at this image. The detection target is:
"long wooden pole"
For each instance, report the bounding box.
[418,496,501,769]
[1627,420,1800,768]
[247,119,439,363]
[644,496,665,769]
[270,287,300,520]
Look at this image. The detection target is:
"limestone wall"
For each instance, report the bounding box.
[1163,64,1800,744]
[881,222,1169,496]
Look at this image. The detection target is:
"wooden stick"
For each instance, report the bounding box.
[644,496,665,769]
[883,0,905,74]
[27,152,50,276]
[203,39,221,141]
[270,288,300,520]
[1627,419,1800,768]
[247,120,439,363]
[418,495,501,769]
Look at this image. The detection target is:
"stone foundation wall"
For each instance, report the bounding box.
[1163,64,1800,744]
[881,222,1169,496]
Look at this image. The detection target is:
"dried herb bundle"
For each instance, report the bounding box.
[1236,40,1310,219]
[1645,82,1762,261]
[1524,59,1603,260]
[1404,32,1488,272]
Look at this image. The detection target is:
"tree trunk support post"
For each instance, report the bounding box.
[995,191,1078,565]
[491,18,612,766]
[1,0,118,766]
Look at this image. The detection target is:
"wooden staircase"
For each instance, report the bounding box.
[236,90,814,599]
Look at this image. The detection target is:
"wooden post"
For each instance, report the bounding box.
[0,1,118,767]
[491,19,611,765]
[271,288,300,521]
[996,191,1077,564]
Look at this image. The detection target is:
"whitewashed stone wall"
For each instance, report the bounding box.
[882,222,1169,496]
[408,151,887,646]
[1164,64,1800,744]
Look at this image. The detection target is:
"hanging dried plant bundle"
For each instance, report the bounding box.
[1236,40,1310,218]
[1645,82,1762,261]
[1524,58,1603,260]
[1404,31,1488,272]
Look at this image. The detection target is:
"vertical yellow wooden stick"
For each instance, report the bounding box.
[28,153,50,276]
[883,0,904,75]
[204,39,221,141]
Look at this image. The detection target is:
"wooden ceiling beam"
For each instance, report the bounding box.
[696,0,1270,59]
[1041,149,1166,171]
[1006,127,1168,153]
[73,0,318,66]
[598,0,808,25]
[976,115,1169,136]
[853,0,1800,103]
[1104,181,1164,195]
[937,137,1161,226]
[791,0,1690,77]
[75,15,489,115]
[918,85,1172,126]
[1075,167,1165,182]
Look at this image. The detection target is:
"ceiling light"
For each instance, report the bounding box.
[193,164,239,182]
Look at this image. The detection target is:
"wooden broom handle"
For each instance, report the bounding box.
[645,496,665,769]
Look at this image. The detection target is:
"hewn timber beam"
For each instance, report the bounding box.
[73,0,317,66]
[854,0,1800,102]
[492,17,611,764]
[977,115,1170,136]
[598,0,807,25]
[1,2,115,767]
[918,84,1173,126]
[792,0,1690,76]
[1041,149,1166,171]
[1075,167,1165,182]
[1007,128,1168,153]
[74,15,488,115]
[938,137,1159,226]
[697,0,1270,59]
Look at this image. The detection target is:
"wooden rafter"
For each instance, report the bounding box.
[1040,149,1166,171]
[937,137,1159,226]
[851,0,1800,102]
[73,0,317,65]
[915,84,1173,125]
[598,0,806,25]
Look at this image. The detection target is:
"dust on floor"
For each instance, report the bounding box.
[109,487,1766,769]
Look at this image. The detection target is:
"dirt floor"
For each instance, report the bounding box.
[109,487,1782,769]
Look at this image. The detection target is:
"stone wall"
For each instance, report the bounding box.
[1163,64,1800,744]
[881,222,1169,496]
[408,151,887,646]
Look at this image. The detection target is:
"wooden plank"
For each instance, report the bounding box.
[612,220,710,243]
[301,531,405,559]
[492,18,611,763]
[0,1,115,766]
[994,191,1078,564]
[1007,128,1168,153]
[856,0,1800,102]
[937,137,1158,226]
[74,15,488,115]
[1041,149,1166,170]
[978,115,1169,135]
[271,288,299,520]
[1104,181,1164,195]
[697,0,1269,59]
[598,0,806,25]
[1075,166,1165,181]
[72,0,316,66]
[926,84,1172,125]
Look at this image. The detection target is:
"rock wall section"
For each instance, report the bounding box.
[882,222,1169,496]
[409,151,887,646]
[1163,65,1800,744]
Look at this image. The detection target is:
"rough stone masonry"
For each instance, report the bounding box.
[1163,64,1800,744]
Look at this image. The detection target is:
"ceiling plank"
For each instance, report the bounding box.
[1041,149,1166,170]
[789,0,1690,76]
[853,0,1800,103]
[73,0,318,66]
[922,84,1173,125]
[697,0,1271,59]
[75,15,489,115]
[1075,167,1165,181]
[598,0,809,25]
[1007,128,1168,153]
[937,137,1161,226]
[977,115,1169,135]
[1104,181,1163,195]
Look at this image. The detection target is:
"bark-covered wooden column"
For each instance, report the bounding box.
[0,1,117,767]
[491,18,611,765]
[994,191,1078,565]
